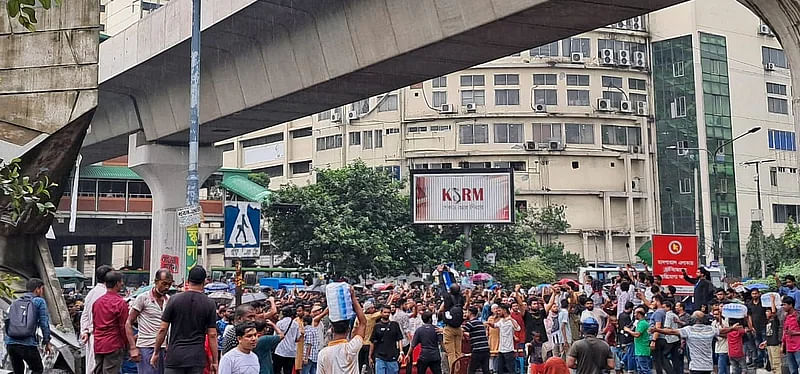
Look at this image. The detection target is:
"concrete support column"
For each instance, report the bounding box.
[143,240,151,271]
[128,133,221,284]
[132,240,145,269]
[76,244,86,274]
[603,194,613,262]
[96,242,113,268]
[49,242,64,267]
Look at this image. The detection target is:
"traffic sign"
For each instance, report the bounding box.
[224,201,261,259]
[177,205,203,227]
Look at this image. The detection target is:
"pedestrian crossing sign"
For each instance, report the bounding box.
[224,201,261,258]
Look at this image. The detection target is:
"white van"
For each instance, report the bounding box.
[577,264,726,296]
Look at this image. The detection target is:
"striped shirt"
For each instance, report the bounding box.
[464,318,489,352]
[304,325,322,362]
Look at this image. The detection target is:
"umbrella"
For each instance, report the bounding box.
[557,278,578,286]
[239,293,267,305]
[205,282,229,292]
[746,283,769,290]
[471,273,493,282]
[208,291,234,301]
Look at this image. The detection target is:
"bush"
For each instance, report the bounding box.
[496,258,556,288]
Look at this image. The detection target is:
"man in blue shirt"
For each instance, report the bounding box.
[4,278,52,374]
[779,275,800,309]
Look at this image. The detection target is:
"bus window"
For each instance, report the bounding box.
[212,271,222,282]
[256,272,266,280]
[244,272,256,286]
[290,272,299,279]
[224,271,235,281]
[271,272,282,278]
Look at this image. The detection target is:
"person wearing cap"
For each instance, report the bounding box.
[567,317,614,374]
[151,266,219,374]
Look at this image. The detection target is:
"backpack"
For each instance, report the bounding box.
[6,295,38,339]
[444,295,464,327]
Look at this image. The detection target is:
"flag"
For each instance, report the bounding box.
[637,240,653,266]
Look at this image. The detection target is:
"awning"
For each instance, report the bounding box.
[79,165,142,180]
[221,171,271,203]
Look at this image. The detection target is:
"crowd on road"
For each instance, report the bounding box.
[7,263,800,374]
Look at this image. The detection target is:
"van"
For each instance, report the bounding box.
[577,264,727,296]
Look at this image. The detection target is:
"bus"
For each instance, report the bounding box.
[210,266,319,287]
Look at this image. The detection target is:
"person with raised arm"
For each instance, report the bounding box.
[317,286,366,374]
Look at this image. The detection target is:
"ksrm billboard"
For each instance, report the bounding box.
[411,168,515,224]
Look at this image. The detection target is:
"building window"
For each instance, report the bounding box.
[494,123,524,143]
[495,89,520,105]
[774,204,800,223]
[566,74,590,86]
[290,127,312,139]
[720,216,731,233]
[318,110,331,121]
[430,162,452,169]
[602,91,623,109]
[377,94,398,112]
[768,97,789,114]
[718,178,728,193]
[602,76,623,89]
[671,96,687,118]
[768,129,797,151]
[431,76,447,88]
[376,166,402,181]
[493,161,526,171]
[562,37,591,57]
[630,93,647,106]
[460,161,493,169]
[375,130,383,148]
[629,78,647,91]
[241,133,283,148]
[564,123,594,144]
[363,130,374,149]
[219,143,234,152]
[290,161,311,175]
[349,132,361,146]
[430,125,452,132]
[460,75,485,87]
[762,46,788,68]
[530,41,559,57]
[350,99,369,114]
[767,82,788,96]
[533,123,562,143]
[432,91,447,108]
[567,90,589,106]
[408,126,427,133]
[316,134,343,151]
[494,74,520,86]
[257,165,283,178]
[676,140,690,155]
[533,74,557,86]
[770,167,778,186]
[461,90,485,105]
[601,125,641,146]
[673,61,685,77]
[459,124,489,144]
[386,128,400,135]
[533,89,557,105]
[679,177,692,194]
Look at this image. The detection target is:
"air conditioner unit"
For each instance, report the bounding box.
[759,24,773,36]
[636,101,649,116]
[765,62,776,71]
[440,103,456,113]
[631,179,642,192]
[633,51,647,68]
[570,52,584,63]
[600,49,615,65]
[629,16,644,31]
[620,100,633,113]
[537,142,551,150]
[597,98,612,111]
[524,141,538,151]
[628,145,642,154]
[331,112,342,123]
[549,141,565,151]
[616,21,627,29]
[534,103,547,113]
[465,103,477,113]
[347,111,359,120]
[618,50,631,66]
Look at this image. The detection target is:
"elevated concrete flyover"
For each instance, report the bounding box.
[81,0,685,163]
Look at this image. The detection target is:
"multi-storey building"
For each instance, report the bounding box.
[650,0,796,276]
[101,0,168,36]
[218,18,659,264]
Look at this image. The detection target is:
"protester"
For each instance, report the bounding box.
[316,286,367,374]
[651,311,739,374]
[126,269,173,374]
[222,304,258,354]
[370,305,404,374]
[463,306,490,374]
[762,294,782,374]
[486,303,521,374]
[4,278,52,374]
[623,307,650,374]
[253,320,284,374]
[439,283,466,369]
[783,295,800,374]
[81,265,114,374]
[682,268,714,310]
[567,317,614,374]
[409,312,443,374]
[91,270,129,374]
[219,322,260,374]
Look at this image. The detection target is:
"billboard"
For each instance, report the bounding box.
[652,234,698,294]
[224,201,261,259]
[411,169,514,224]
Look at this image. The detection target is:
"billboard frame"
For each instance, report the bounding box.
[409,168,515,225]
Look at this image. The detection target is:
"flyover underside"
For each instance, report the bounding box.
[50,218,152,246]
[82,0,682,163]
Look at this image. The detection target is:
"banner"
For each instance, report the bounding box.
[652,234,698,293]
[160,254,179,274]
[186,225,199,276]
[411,169,514,224]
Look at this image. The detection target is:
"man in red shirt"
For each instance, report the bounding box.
[92,270,129,374]
[783,295,800,374]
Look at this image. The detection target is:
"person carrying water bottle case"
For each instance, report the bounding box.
[4,278,52,374]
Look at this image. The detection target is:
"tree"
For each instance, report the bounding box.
[536,242,585,273]
[496,257,556,287]
[6,0,61,31]
[0,158,57,227]
[247,172,270,189]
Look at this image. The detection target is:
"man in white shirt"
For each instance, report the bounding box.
[218,322,260,374]
[125,269,173,374]
[486,304,520,374]
[80,265,113,374]
[317,286,367,374]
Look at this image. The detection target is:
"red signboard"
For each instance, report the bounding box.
[652,234,698,290]
[160,255,180,274]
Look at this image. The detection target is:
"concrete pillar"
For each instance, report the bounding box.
[143,240,151,271]
[49,242,64,267]
[76,244,86,274]
[96,242,113,268]
[128,133,221,284]
[132,240,145,269]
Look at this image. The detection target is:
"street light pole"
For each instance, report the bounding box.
[665,187,675,233]
[743,158,776,278]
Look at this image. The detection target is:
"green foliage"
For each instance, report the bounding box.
[495,258,556,287]
[0,274,20,299]
[0,159,57,227]
[6,0,60,31]
[247,172,271,189]
[535,242,585,273]
[526,204,571,244]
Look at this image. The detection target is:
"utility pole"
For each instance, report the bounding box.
[743,159,776,278]
[186,0,201,208]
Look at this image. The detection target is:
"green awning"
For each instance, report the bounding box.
[221,172,271,203]
[79,165,142,180]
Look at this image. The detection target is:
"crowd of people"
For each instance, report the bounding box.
[7,264,800,374]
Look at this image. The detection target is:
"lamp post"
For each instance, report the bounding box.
[665,186,675,233]
[665,126,761,269]
[743,158,776,278]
